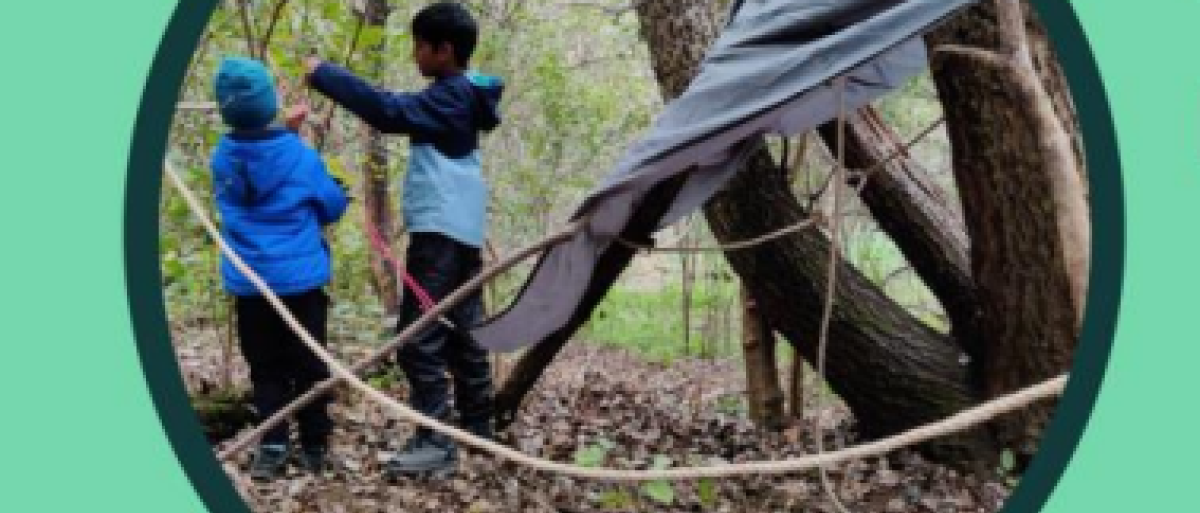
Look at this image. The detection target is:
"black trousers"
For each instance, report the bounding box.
[235,288,332,448]
[396,232,494,437]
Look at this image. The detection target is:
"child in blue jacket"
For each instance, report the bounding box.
[304,1,502,477]
[211,57,349,480]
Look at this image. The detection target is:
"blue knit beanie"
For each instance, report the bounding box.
[214,57,278,130]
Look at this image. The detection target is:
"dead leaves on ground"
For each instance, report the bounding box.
[177,331,1011,512]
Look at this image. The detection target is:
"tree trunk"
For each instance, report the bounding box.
[815,108,981,379]
[788,349,805,421]
[741,286,786,430]
[498,0,996,461]
[497,0,1083,468]
[705,149,986,457]
[644,0,991,458]
[361,0,399,318]
[926,0,1085,462]
[680,234,694,355]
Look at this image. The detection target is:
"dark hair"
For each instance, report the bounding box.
[412,2,478,66]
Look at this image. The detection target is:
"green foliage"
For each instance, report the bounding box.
[638,455,676,505]
[698,477,718,507]
[573,437,615,467]
[597,489,635,509]
[582,279,742,363]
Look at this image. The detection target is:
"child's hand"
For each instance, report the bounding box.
[284,104,310,130]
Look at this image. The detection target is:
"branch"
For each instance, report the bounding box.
[257,0,293,59]
[933,44,1014,71]
[236,0,257,57]
[315,15,367,152]
[177,101,218,111]
[995,0,1034,70]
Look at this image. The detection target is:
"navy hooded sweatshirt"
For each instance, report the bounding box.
[307,63,503,248]
[211,128,350,296]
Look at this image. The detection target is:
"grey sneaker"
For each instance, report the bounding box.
[249,444,289,482]
[385,434,457,478]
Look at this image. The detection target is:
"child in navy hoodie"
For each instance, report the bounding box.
[211,57,349,480]
[305,1,502,477]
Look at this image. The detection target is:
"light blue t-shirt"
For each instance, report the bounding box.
[402,144,488,248]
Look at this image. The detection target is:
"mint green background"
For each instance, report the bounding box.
[0,2,208,512]
[0,1,1190,511]
[1042,1,1200,510]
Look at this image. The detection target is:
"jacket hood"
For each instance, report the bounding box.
[465,71,503,132]
[213,129,302,204]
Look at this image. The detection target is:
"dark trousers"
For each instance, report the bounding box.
[235,288,332,448]
[397,232,494,438]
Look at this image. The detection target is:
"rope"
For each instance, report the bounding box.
[812,116,946,182]
[615,219,818,253]
[360,208,465,330]
[817,75,852,513]
[363,217,434,310]
[167,162,1067,481]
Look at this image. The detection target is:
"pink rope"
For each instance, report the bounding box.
[363,210,437,312]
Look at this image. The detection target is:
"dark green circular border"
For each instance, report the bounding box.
[124,1,250,513]
[123,1,1123,512]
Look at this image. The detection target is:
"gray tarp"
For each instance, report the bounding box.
[472,0,975,351]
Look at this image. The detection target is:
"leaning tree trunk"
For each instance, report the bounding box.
[493,0,995,460]
[642,0,994,457]
[926,0,1086,463]
[705,150,985,457]
[815,108,979,371]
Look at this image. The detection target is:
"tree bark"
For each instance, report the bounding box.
[498,0,1084,468]
[926,0,1085,461]
[788,350,805,421]
[741,286,786,430]
[705,149,985,457]
[361,0,399,318]
[815,108,978,362]
[498,0,997,461]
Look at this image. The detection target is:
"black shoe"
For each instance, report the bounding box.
[249,444,289,482]
[463,419,494,442]
[385,433,457,479]
[297,446,328,475]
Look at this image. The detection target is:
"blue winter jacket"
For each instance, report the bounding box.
[308,63,503,248]
[210,128,350,296]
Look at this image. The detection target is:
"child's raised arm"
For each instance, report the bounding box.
[305,59,447,136]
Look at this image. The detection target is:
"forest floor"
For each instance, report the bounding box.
[177,328,1012,513]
